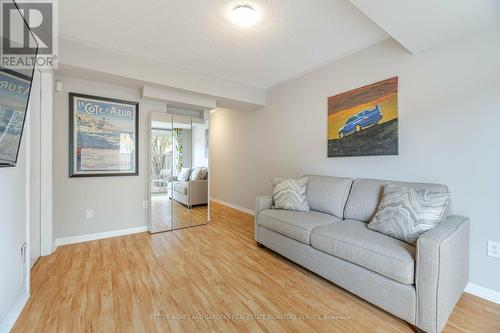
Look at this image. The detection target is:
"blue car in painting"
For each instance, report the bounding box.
[338,104,382,138]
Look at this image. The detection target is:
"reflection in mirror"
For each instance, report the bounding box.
[149,111,209,234]
[172,115,193,229]
[149,113,173,233]
[191,118,209,226]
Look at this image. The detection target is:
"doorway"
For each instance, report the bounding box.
[29,69,42,267]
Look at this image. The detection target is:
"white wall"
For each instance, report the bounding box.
[0,125,28,327]
[53,76,165,239]
[211,28,500,292]
[0,70,41,328]
[192,122,209,168]
[59,38,266,109]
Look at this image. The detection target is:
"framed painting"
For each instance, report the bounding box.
[327,77,398,157]
[69,93,139,177]
[0,69,33,167]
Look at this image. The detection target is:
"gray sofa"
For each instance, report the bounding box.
[255,176,470,333]
[170,177,208,207]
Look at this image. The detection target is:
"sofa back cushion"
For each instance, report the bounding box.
[305,175,353,219]
[344,178,450,222]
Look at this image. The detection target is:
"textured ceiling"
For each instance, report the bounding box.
[350,0,500,54]
[59,0,388,89]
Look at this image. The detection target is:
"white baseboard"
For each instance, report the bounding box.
[54,226,148,247]
[0,290,29,333]
[465,283,500,304]
[211,198,254,216]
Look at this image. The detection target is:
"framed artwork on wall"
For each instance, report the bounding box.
[327,77,399,157]
[69,93,139,177]
[0,69,33,167]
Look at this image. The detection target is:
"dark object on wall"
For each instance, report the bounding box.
[0,1,39,167]
[327,77,399,157]
[69,93,139,177]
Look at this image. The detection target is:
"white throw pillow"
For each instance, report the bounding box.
[271,177,310,212]
[177,168,192,181]
[367,184,451,244]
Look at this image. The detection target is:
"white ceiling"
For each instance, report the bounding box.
[350,0,500,54]
[59,0,500,92]
[59,0,388,89]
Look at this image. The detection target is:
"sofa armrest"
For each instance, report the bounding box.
[415,215,470,333]
[189,180,208,205]
[255,196,273,242]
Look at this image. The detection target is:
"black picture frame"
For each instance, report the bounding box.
[69,93,139,177]
[0,0,39,168]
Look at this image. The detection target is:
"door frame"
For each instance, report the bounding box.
[28,68,42,268]
[25,70,54,293]
[39,71,53,256]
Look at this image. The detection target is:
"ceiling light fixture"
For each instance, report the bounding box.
[230,5,259,27]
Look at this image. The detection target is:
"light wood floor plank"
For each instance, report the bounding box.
[13,201,500,332]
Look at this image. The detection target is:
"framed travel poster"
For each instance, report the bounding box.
[69,93,139,177]
[0,69,33,167]
[327,77,398,157]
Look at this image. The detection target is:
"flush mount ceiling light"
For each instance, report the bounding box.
[230,5,259,27]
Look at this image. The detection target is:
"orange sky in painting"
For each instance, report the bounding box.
[327,77,398,140]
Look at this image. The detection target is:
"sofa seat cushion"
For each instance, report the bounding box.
[259,209,340,244]
[311,220,416,284]
[173,181,188,195]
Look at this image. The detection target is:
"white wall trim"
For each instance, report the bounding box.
[141,86,216,110]
[211,198,254,216]
[0,290,29,333]
[54,226,148,247]
[465,283,500,305]
[40,71,54,256]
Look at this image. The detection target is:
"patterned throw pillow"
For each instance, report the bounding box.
[271,177,310,212]
[367,184,451,244]
[199,167,208,180]
[177,168,192,182]
[190,167,208,180]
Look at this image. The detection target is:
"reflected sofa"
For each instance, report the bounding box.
[170,168,208,207]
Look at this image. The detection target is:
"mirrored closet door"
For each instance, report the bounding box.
[149,111,209,233]
[190,117,209,227]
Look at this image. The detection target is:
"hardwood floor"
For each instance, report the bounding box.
[150,194,208,232]
[13,201,500,332]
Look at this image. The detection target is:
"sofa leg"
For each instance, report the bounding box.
[256,242,265,248]
[415,327,428,333]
